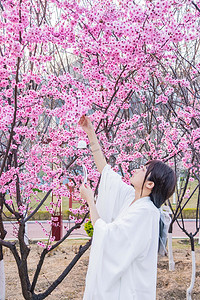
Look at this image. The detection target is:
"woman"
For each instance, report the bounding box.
[79,115,176,300]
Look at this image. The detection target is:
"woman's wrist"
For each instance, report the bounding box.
[87,128,96,138]
[87,195,95,207]
[91,143,101,153]
[88,200,100,226]
[89,134,101,152]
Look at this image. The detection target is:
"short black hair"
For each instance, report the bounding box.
[142,160,177,208]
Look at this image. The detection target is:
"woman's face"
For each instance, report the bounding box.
[130,165,148,189]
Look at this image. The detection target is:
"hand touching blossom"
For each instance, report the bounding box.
[78,115,94,135]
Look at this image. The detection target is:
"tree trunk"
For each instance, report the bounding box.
[168,223,175,271]
[0,196,6,300]
[18,224,31,300]
[186,235,196,300]
[0,248,5,300]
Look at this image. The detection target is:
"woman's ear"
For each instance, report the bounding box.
[145,181,154,191]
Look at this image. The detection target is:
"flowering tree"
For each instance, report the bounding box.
[0,0,200,299]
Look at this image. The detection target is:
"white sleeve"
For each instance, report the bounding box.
[84,207,156,298]
[96,164,135,222]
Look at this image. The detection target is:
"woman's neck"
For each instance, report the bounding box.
[134,189,150,201]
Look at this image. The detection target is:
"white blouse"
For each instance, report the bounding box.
[83,164,160,300]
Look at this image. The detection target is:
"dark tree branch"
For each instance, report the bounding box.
[0,57,21,177]
[192,1,200,13]
[34,239,91,300]
[30,212,89,293]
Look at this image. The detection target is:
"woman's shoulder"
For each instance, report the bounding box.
[131,197,160,217]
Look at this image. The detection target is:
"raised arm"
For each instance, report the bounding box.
[79,115,106,174]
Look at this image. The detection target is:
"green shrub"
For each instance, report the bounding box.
[3,208,196,221]
[2,209,85,221]
[84,220,93,237]
[32,188,42,192]
[30,210,85,220]
[180,208,197,219]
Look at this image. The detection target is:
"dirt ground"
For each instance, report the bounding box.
[3,239,200,300]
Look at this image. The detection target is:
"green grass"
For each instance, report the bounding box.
[32,179,199,212]
[3,178,199,220]
[3,191,81,221]
[29,192,80,212]
[172,238,200,250]
[169,180,199,209]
